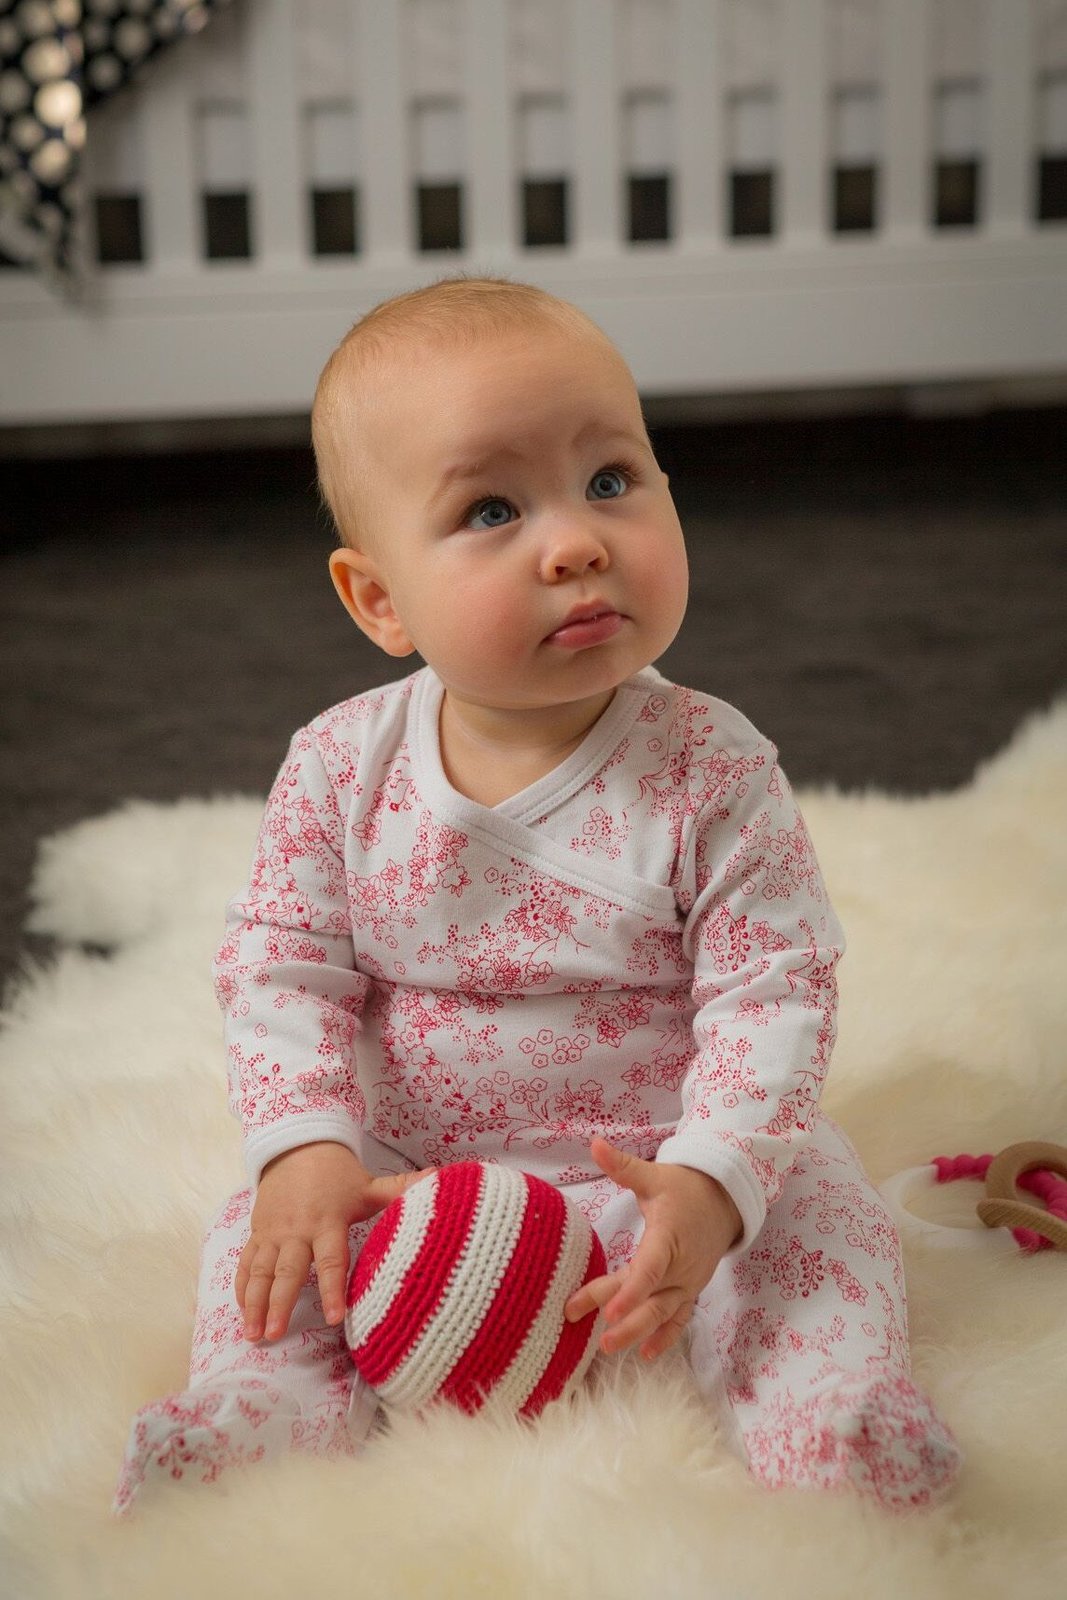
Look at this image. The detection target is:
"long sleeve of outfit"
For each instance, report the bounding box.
[657,755,841,1249]
[213,667,843,1245]
[213,726,372,1184]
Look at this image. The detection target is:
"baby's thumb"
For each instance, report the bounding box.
[590,1136,652,1195]
[367,1166,435,1212]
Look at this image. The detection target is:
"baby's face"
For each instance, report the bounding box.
[332,326,689,714]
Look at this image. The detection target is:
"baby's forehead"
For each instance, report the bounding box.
[391,337,635,443]
[321,315,644,489]
[349,310,623,389]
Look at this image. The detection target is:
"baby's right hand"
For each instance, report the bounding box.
[236,1141,430,1343]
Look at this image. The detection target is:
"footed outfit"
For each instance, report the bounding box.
[115,668,960,1512]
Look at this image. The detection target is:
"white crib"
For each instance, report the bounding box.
[3,0,1067,430]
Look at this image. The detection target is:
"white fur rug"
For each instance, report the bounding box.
[2,704,1066,1600]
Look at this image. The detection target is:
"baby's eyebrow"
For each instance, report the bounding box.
[429,448,519,505]
[427,422,648,508]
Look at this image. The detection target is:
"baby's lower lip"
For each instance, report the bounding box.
[546,612,624,649]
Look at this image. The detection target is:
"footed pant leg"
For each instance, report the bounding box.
[689,1114,962,1509]
[113,1188,379,1514]
[576,1115,961,1510]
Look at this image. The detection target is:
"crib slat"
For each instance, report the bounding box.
[465,0,517,256]
[141,56,198,272]
[986,0,1034,234]
[883,0,933,238]
[781,0,828,243]
[676,0,725,248]
[358,0,411,260]
[570,0,622,252]
[248,0,306,267]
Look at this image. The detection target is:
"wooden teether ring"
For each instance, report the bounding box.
[975,1140,1067,1250]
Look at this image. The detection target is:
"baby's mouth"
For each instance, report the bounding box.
[545,609,624,648]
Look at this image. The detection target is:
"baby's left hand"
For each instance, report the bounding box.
[564,1137,742,1361]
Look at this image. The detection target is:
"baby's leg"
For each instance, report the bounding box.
[113,1189,378,1514]
[688,1114,961,1509]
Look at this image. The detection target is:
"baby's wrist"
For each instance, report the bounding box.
[687,1166,743,1246]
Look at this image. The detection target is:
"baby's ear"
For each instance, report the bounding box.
[328,548,417,658]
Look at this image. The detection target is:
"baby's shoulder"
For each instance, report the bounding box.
[635,671,776,766]
[283,671,421,794]
[305,671,419,745]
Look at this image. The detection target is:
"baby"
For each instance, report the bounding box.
[115,275,960,1513]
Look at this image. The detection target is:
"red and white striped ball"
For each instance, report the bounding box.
[345,1161,606,1417]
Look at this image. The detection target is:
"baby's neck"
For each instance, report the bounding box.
[438,689,615,807]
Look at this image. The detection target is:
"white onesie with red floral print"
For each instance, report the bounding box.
[215,665,839,1251]
[114,667,961,1514]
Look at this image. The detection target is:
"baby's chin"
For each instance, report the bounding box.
[431,621,675,709]
[435,671,617,722]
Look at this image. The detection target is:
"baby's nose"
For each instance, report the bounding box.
[540,523,610,580]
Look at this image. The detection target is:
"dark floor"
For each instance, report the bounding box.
[1,407,1065,1000]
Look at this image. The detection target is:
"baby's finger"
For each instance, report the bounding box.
[240,1241,279,1340]
[263,1241,313,1341]
[639,1301,694,1362]
[235,1238,256,1312]
[312,1226,352,1326]
[600,1230,672,1324]
[564,1270,625,1323]
[600,1288,686,1355]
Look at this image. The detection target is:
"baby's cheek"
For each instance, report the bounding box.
[436,581,523,660]
[446,614,531,694]
[664,566,690,624]
[636,546,688,631]
[482,601,537,658]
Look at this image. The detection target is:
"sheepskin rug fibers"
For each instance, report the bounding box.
[2,703,1066,1600]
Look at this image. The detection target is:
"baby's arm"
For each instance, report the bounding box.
[565,1137,741,1358]
[571,737,842,1357]
[216,725,405,1340]
[215,726,371,1186]
[655,743,845,1254]
[238,1141,429,1341]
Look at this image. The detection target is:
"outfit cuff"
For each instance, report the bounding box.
[654,1132,768,1256]
[243,1116,364,1190]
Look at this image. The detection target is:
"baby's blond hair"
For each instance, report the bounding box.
[311,275,620,551]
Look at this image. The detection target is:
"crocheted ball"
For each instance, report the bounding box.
[345,1161,606,1417]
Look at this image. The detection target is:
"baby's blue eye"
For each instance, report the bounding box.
[588,468,627,500]
[468,498,515,530]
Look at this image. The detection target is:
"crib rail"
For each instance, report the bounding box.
[3,0,1066,427]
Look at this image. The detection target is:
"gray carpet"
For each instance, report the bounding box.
[2,408,1065,999]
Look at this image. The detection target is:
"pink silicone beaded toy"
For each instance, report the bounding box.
[882,1140,1067,1252]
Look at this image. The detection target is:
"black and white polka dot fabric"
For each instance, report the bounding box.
[0,0,229,280]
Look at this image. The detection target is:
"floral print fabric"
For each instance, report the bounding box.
[214,666,844,1253]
